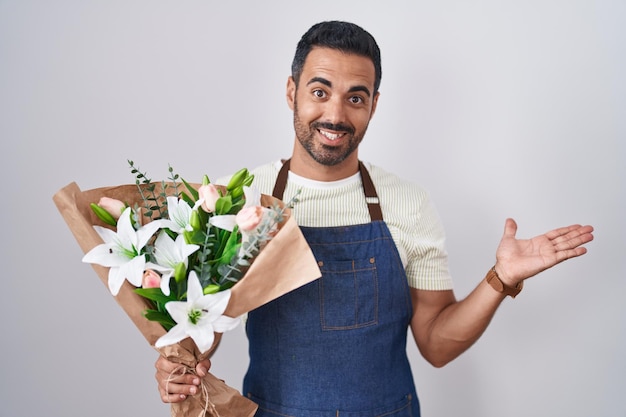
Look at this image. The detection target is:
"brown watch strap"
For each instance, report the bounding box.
[485,266,523,298]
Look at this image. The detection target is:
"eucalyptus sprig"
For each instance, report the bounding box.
[128,160,182,221]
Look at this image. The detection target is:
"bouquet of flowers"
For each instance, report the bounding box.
[53,161,321,417]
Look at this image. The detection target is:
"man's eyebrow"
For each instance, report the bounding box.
[306,77,371,97]
[348,85,371,97]
[306,77,332,88]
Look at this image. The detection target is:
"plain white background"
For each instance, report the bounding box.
[1,1,624,416]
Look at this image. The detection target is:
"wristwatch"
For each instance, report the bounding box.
[485,266,523,298]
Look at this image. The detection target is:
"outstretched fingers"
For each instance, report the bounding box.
[547,224,594,260]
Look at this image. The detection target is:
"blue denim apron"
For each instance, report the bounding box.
[243,160,420,416]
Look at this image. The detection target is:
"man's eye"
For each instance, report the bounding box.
[313,89,325,98]
[350,96,363,104]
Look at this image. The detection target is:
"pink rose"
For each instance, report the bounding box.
[98,197,126,220]
[235,206,264,232]
[142,269,161,289]
[198,184,220,213]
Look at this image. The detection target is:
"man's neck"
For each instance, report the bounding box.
[289,145,359,182]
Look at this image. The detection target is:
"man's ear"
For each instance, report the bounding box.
[286,76,296,111]
[370,91,380,120]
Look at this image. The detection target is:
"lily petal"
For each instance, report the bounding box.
[165,301,191,324]
[212,315,241,333]
[154,324,188,348]
[107,266,127,296]
[209,214,236,232]
[118,255,147,287]
[187,324,216,353]
[163,196,194,233]
[242,186,261,208]
[82,244,126,267]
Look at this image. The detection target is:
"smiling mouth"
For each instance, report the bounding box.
[318,129,346,141]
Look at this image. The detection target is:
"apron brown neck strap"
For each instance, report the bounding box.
[272,159,290,200]
[359,161,383,221]
[271,159,383,221]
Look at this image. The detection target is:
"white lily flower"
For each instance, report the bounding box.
[82,207,164,296]
[145,231,199,296]
[154,272,240,353]
[160,196,202,233]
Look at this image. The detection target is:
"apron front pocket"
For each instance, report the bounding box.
[318,257,379,330]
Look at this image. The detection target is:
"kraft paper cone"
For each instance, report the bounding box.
[53,181,321,417]
[52,182,166,344]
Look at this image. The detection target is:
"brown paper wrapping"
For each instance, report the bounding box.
[53,181,321,417]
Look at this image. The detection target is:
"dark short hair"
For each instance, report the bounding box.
[291,21,382,94]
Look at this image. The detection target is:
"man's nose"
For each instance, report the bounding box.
[322,97,347,126]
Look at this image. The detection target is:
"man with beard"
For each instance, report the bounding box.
[154,21,593,416]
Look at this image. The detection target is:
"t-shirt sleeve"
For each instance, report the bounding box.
[403,192,453,291]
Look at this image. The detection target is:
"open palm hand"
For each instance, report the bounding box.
[495,218,594,285]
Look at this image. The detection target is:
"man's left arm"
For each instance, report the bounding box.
[409,218,594,367]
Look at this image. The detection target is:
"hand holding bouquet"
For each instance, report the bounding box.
[53,161,321,417]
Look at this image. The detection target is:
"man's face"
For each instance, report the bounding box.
[287,47,379,169]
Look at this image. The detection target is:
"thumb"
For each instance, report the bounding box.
[196,359,212,377]
[502,218,518,239]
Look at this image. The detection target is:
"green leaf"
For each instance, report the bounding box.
[215,195,232,214]
[184,229,207,245]
[217,227,241,264]
[229,199,245,214]
[134,288,176,304]
[143,309,175,330]
[180,192,195,207]
[182,177,199,201]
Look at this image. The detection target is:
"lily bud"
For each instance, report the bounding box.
[242,174,255,187]
[90,203,118,227]
[226,168,249,191]
[203,284,221,295]
[173,262,187,283]
[189,210,202,231]
[230,186,245,199]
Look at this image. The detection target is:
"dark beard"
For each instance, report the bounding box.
[293,103,364,167]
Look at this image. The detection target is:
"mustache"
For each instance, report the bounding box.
[312,121,355,135]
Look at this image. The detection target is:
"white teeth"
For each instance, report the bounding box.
[319,130,343,141]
